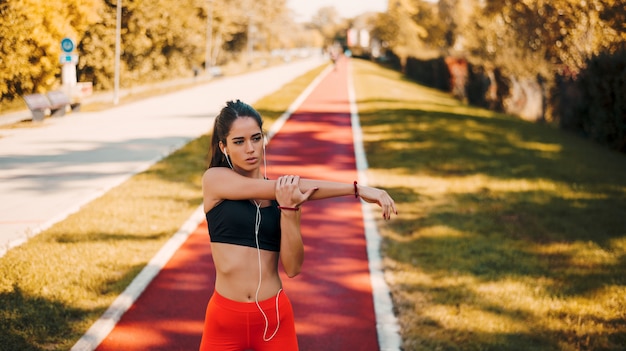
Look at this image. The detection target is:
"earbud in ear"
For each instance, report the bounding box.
[223,148,228,156]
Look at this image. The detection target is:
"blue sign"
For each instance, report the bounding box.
[61,38,74,53]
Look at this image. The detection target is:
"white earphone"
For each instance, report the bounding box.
[223,147,234,169]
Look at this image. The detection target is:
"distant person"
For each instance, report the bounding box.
[192,66,200,80]
[199,100,397,350]
[329,46,341,70]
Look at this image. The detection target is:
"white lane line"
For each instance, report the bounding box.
[347,59,403,351]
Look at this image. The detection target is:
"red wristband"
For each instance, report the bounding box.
[354,181,359,198]
[278,206,300,211]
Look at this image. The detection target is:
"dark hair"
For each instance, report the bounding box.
[209,99,263,168]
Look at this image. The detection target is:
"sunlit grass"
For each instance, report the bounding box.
[353,59,626,350]
[0,64,327,351]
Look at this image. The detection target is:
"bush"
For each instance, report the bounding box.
[555,48,626,152]
[464,64,509,112]
[404,56,450,91]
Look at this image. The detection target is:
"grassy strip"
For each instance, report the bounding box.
[352,59,626,350]
[0,63,328,351]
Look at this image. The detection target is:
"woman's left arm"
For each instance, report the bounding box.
[278,208,303,278]
[275,175,313,277]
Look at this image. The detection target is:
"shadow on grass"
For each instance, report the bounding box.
[0,263,145,351]
[360,107,625,187]
[356,83,626,349]
[0,286,83,351]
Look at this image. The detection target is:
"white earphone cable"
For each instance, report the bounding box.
[253,200,281,341]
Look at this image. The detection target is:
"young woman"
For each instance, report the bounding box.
[199,100,397,351]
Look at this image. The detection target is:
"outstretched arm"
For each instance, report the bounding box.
[297,179,398,220]
[272,177,397,220]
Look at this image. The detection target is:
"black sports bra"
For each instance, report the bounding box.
[206,199,281,252]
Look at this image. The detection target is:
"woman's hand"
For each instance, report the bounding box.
[275,175,318,208]
[357,184,398,220]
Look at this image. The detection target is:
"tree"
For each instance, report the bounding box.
[310,6,343,46]
[464,0,625,77]
[0,0,308,102]
[374,0,430,66]
[0,0,101,99]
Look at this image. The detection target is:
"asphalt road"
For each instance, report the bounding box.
[0,56,326,257]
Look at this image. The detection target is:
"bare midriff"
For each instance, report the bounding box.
[210,242,283,302]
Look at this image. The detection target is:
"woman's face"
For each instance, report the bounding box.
[223,116,264,176]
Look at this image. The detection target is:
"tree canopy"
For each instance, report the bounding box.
[0,0,101,97]
[0,0,318,102]
[375,0,625,78]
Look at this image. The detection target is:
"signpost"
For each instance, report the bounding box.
[60,37,77,90]
[59,37,92,108]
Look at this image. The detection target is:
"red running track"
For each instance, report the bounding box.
[96,57,379,351]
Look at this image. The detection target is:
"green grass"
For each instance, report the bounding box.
[352,59,626,351]
[0,63,328,351]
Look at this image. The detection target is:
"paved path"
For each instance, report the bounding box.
[75,57,400,350]
[0,56,326,257]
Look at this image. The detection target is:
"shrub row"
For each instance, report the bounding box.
[554,49,626,152]
[386,49,626,153]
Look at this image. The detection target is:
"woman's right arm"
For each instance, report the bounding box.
[298,179,398,220]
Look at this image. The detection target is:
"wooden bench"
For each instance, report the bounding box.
[46,91,71,117]
[22,93,51,122]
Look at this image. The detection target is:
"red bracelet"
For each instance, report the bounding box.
[278,206,300,211]
[354,180,359,198]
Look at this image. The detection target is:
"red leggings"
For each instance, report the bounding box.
[199,290,299,351]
